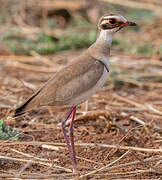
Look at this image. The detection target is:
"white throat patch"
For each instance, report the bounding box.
[98,30,113,45]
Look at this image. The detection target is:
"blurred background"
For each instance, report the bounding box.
[0,0,161,58]
[0,1,162,179]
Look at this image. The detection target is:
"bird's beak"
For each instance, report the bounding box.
[116,21,137,32]
[123,21,137,26]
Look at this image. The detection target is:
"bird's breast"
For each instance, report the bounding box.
[70,66,108,105]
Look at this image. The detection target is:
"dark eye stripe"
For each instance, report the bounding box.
[99,17,123,30]
[101,24,117,29]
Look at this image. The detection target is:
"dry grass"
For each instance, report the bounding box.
[0,51,162,179]
[0,0,162,179]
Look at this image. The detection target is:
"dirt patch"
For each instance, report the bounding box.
[0,51,161,179]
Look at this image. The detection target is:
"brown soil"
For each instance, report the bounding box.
[0,50,162,179]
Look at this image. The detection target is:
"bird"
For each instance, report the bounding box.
[10,14,136,170]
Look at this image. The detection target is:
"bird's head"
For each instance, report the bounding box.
[98,14,137,33]
[97,14,137,44]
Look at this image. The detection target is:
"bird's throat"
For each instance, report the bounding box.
[97,30,113,46]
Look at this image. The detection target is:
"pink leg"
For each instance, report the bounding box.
[69,106,77,165]
[61,106,77,167]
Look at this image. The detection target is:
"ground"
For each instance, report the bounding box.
[0,50,162,179]
[0,0,162,179]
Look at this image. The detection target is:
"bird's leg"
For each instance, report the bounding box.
[69,106,77,166]
[61,106,76,167]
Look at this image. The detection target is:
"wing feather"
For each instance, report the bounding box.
[34,55,104,106]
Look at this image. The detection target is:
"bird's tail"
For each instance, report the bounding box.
[10,89,41,118]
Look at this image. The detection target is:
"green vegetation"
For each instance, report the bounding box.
[0,120,19,140]
[0,29,97,55]
[107,71,162,87]
[0,7,158,57]
[0,28,155,56]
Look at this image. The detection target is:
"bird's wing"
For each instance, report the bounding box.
[12,55,105,116]
[35,55,105,106]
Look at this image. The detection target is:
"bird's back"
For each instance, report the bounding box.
[30,53,105,106]
[12,52,106,117]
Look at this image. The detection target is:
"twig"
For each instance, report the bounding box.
[130,116,145,126]
[113,72,162,78]
[0,157,161,179]
[59,110,111,126]
[1,142,162,153]
[113,94,162,116]
[113,94,146,109]
[76,156,103,165]
[10,148,57,162]
[5,61,57,73]
[73,150,130,179]
[41,144,64,151]
[27,121,59,129]
[101,156,162,173]
[130,115,162,131]
[0,173,73,179]
[0,155,72,172]
[111,57,162,67]
[73,110,110,124]
[73,143,162,153]
[140,59,162,66]
[93,169,154,176]
[0,55,36,62]
[75,156,162,179]
[146,104,162,116]
[110,106,145,112]
[15,151,58,178]
[30,51,64,68]
[155,160,162,167]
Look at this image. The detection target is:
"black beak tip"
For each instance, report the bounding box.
[127,21,137,26]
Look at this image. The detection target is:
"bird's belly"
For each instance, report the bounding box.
[71,67,108,105]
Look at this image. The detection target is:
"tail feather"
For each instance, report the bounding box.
[13,111,26,118]
[12,88,42,118]
[11,75,54,118]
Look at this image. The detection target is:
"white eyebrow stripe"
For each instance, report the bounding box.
[100,20,109,25]
[103,15,127,22]
[104,15,118,19]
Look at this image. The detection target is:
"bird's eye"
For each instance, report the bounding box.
[109,18,117,25]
